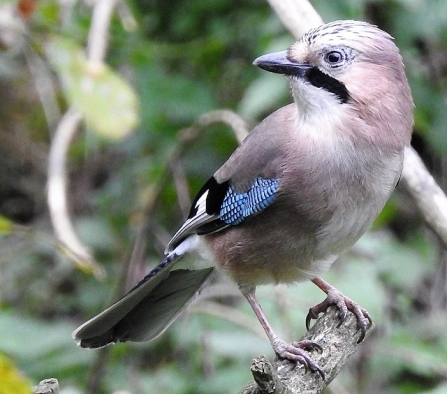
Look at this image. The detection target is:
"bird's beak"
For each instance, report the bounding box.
[253,51,312,77]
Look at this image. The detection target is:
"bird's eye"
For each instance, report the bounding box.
[324,51,344,66]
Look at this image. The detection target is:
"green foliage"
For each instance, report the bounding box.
[0,0,446,393]
[46,37,140,139]
[0,312,93,379]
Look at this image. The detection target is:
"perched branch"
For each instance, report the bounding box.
[239,307,374,394]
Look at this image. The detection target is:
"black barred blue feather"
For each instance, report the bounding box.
[220,177,279,225]
[166,176,279,252]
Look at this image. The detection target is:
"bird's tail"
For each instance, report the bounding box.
[72,250,215,348]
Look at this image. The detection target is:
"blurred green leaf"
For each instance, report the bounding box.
[45,37,139,140]
[0,312,93,378]
[355,231,435,290]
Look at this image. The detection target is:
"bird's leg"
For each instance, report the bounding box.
[239,285,324,378]
[307,277,372,343]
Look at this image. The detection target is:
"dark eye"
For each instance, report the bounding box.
[324,51,344,65]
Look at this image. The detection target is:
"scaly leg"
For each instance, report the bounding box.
[240,285,324,378]
[307,277,372,343]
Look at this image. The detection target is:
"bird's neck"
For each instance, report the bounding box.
[293,98,349,145]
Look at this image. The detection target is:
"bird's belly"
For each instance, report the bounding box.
[202,190,385,287]
[202,207,336,286]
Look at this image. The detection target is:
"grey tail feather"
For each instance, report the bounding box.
[125,252,180,294]
[73,251,214,348]
[72,251,183,348]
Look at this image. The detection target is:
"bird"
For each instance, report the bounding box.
[73,20,413,377]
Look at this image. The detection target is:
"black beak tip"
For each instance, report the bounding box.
[252,51,289,69]
[252,51,311,77]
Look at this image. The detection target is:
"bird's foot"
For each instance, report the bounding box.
[272,337,324,378]
[306,287,372,343]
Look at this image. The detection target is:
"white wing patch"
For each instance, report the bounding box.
[165,189,219,254]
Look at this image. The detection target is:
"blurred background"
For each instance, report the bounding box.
[1,0,447,393]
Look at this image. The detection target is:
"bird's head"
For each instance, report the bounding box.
[254,20,413,136]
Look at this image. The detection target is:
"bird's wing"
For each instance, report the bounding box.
[166,175,279,253]
[165,105,295,253]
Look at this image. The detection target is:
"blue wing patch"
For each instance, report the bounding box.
[219,177,279,225]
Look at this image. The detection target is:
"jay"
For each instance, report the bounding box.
[73,20,413,377]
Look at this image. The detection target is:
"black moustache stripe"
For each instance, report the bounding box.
[306,67,350,103]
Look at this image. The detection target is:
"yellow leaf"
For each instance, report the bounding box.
[0,215,14,234]
[0,354,32,394]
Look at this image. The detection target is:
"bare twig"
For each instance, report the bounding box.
[401,146,447,249]
[86,347,111,394]
[266,0,322,37]
[116,0,138,32]
[170,157,193,217]
[47,107,104,277]
[33,378,59,394]
[87,0,118,65]
[192,300,267,339]
[194,109,249,144]
[140,109,249,224]
[47,0,120,278]
[124,223,149,291]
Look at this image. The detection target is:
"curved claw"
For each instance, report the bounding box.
[292,339,323,354]
[350,305,372,343]
[272,338,325,379]
[306,283,372,343]
[305,308,319,330]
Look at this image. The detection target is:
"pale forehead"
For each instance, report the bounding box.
[300,20,394,51]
